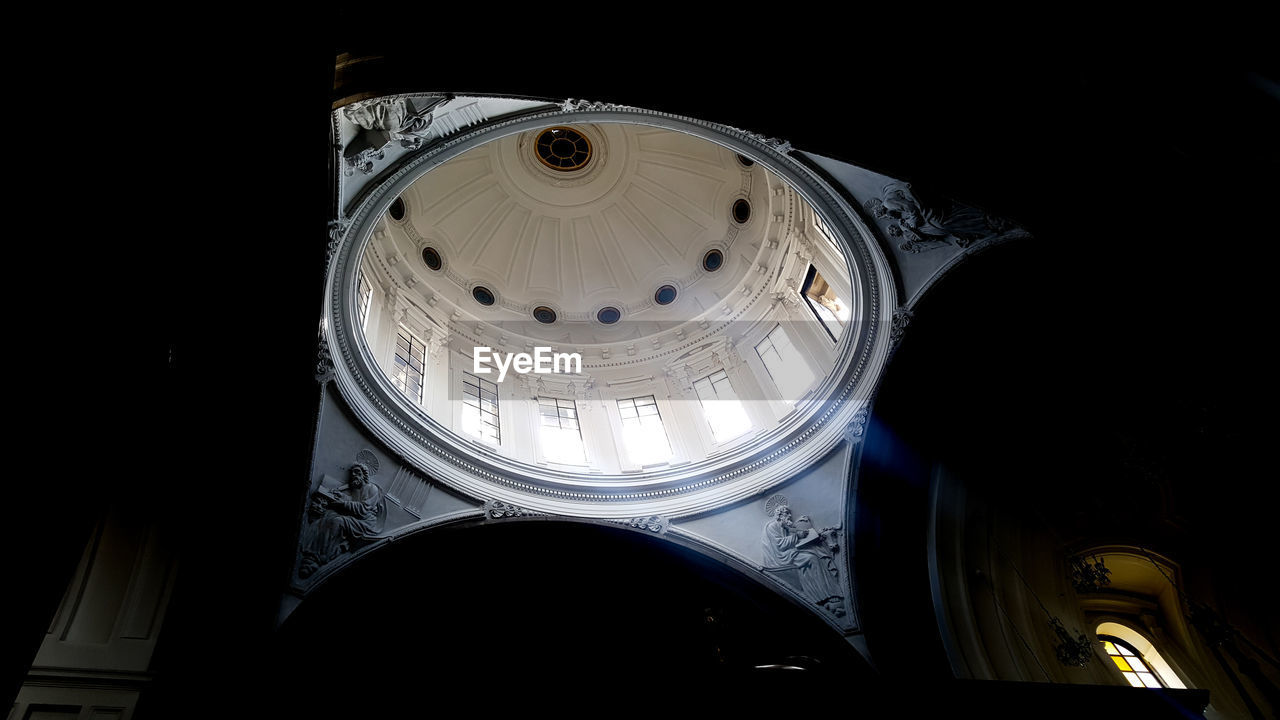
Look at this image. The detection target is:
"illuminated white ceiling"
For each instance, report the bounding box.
[379,123,777,344]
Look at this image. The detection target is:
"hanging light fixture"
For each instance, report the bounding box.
[1068,553,1112,594]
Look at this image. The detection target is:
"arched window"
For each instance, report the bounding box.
[1097,622,1187,690]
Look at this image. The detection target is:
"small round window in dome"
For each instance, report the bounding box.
[736,153,755,167]
[389,196,406,221]
[732,198,752,224]
[654,285,678,305]
[421,247,442,271]
[533,306,557,324]
[597,307,621,324]
[702,249,724,272]
[535,127,592,171]
[472,286,496,306]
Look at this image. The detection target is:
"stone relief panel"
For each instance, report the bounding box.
[290,392,484,594]
[334,95,559,216]
[298,449,388,579]
[760,494,846,618]
[864,181,1014,254]
[342,95,451,176]
[797,150,1030,308]
[383,465,433,519]
[674,442,859,632]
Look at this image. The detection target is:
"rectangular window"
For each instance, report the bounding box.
[616,395,673,466]
[811,211,842,256]
[801,264,849,342]
[391,325,426,404]
[692,370,752,444]
[357,272,372,330]
[538,396,586,465]
[755,325,816,401]
[461,371,500,444]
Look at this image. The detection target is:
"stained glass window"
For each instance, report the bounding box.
[1100,635,1164,689]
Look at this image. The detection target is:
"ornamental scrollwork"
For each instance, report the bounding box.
[889,308,913,350]
[484,499,534,519]
[628,515,670,534]
[560,98,631,113]
[845,408,868,439]
[327,219,349,264]
[316,326,335,384]
[731,127,792,155]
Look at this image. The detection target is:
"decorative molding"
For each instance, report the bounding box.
[327,219,349,265]
[845,408,868,439]
[559,98,632,113]
[315,327,335,384]
[628,515,670,534]
[730,127,793,156]
[889,308,913,350]
[483,499,538,519]
[322,101,892,511]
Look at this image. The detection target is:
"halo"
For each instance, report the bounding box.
[764,493,789,517]
[354,449,380,476]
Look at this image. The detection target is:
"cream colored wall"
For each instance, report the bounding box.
[11,507,176,720]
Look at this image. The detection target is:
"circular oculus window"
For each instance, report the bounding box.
[535,127,592,171]
[389,196,406,221]
[421,247,442,271]
[703,249,724,272]
[472,286,496,306]
[654,285,678,305]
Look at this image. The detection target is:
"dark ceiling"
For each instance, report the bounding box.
[19,38,1274,718]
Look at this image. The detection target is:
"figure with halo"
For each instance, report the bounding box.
[761,494,845,617]
[298,450,387,579]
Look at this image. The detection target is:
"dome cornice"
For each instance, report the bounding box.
[324,98,897,518]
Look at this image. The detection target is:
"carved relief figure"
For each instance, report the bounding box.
[298,451,388,579]
[342,95,451,175]
[866,181,1001,253]
[761,496,845,616]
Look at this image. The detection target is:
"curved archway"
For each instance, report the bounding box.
[273,520,876,711]
[1098,622,1188,689]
